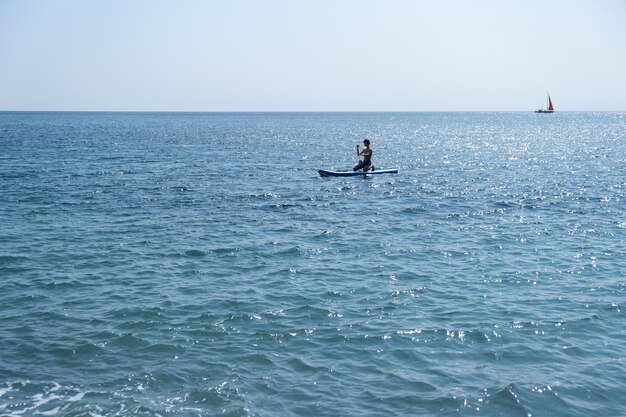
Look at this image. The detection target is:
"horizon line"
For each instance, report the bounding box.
[2,109,625,113]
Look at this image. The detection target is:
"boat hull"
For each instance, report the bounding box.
[319,168,398,177]
[535,92,555,113]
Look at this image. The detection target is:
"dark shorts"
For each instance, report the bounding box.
[353,159,371,171]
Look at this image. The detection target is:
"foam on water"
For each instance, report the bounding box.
[1,112,625,416]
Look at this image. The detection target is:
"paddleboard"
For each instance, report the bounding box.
[318,168,398,177]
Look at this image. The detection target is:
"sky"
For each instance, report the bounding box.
[1,0,625,111]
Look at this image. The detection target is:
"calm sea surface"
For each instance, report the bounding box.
[1,112,624,416]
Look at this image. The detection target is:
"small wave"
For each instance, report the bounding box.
[170,185,194,192]
[288,356,332,374]
[285,304,335,321]
[394,326,500,345]
[145,342,185,355]
[210,246,243,256]
[0,255,31,264]
[71,342,107,356]
[105,306,166,322]
[172,381,250,414]
[265,202,300,210]
[401,206,427,214]
[184,249,206,257]
[0,381,88,417]
[473,382,567,416]
[271,245,301,257]
[111,333,145,347]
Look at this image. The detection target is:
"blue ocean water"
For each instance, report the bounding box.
[0,111,624,416]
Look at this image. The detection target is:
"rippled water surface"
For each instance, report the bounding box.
[1,112,625,416]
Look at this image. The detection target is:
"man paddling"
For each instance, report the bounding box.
[353,139,373,171]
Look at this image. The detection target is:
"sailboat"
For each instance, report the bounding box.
[535,92,554,113]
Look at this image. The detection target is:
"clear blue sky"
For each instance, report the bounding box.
[1,0,625,111]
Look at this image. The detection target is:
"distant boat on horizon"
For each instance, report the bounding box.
[535,92,555,113]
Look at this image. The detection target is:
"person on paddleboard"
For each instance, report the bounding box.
[353,139,374,171]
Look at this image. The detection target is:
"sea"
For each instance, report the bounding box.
[0,111,624,416]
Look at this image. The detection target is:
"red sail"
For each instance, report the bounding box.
[548,95,554,111]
